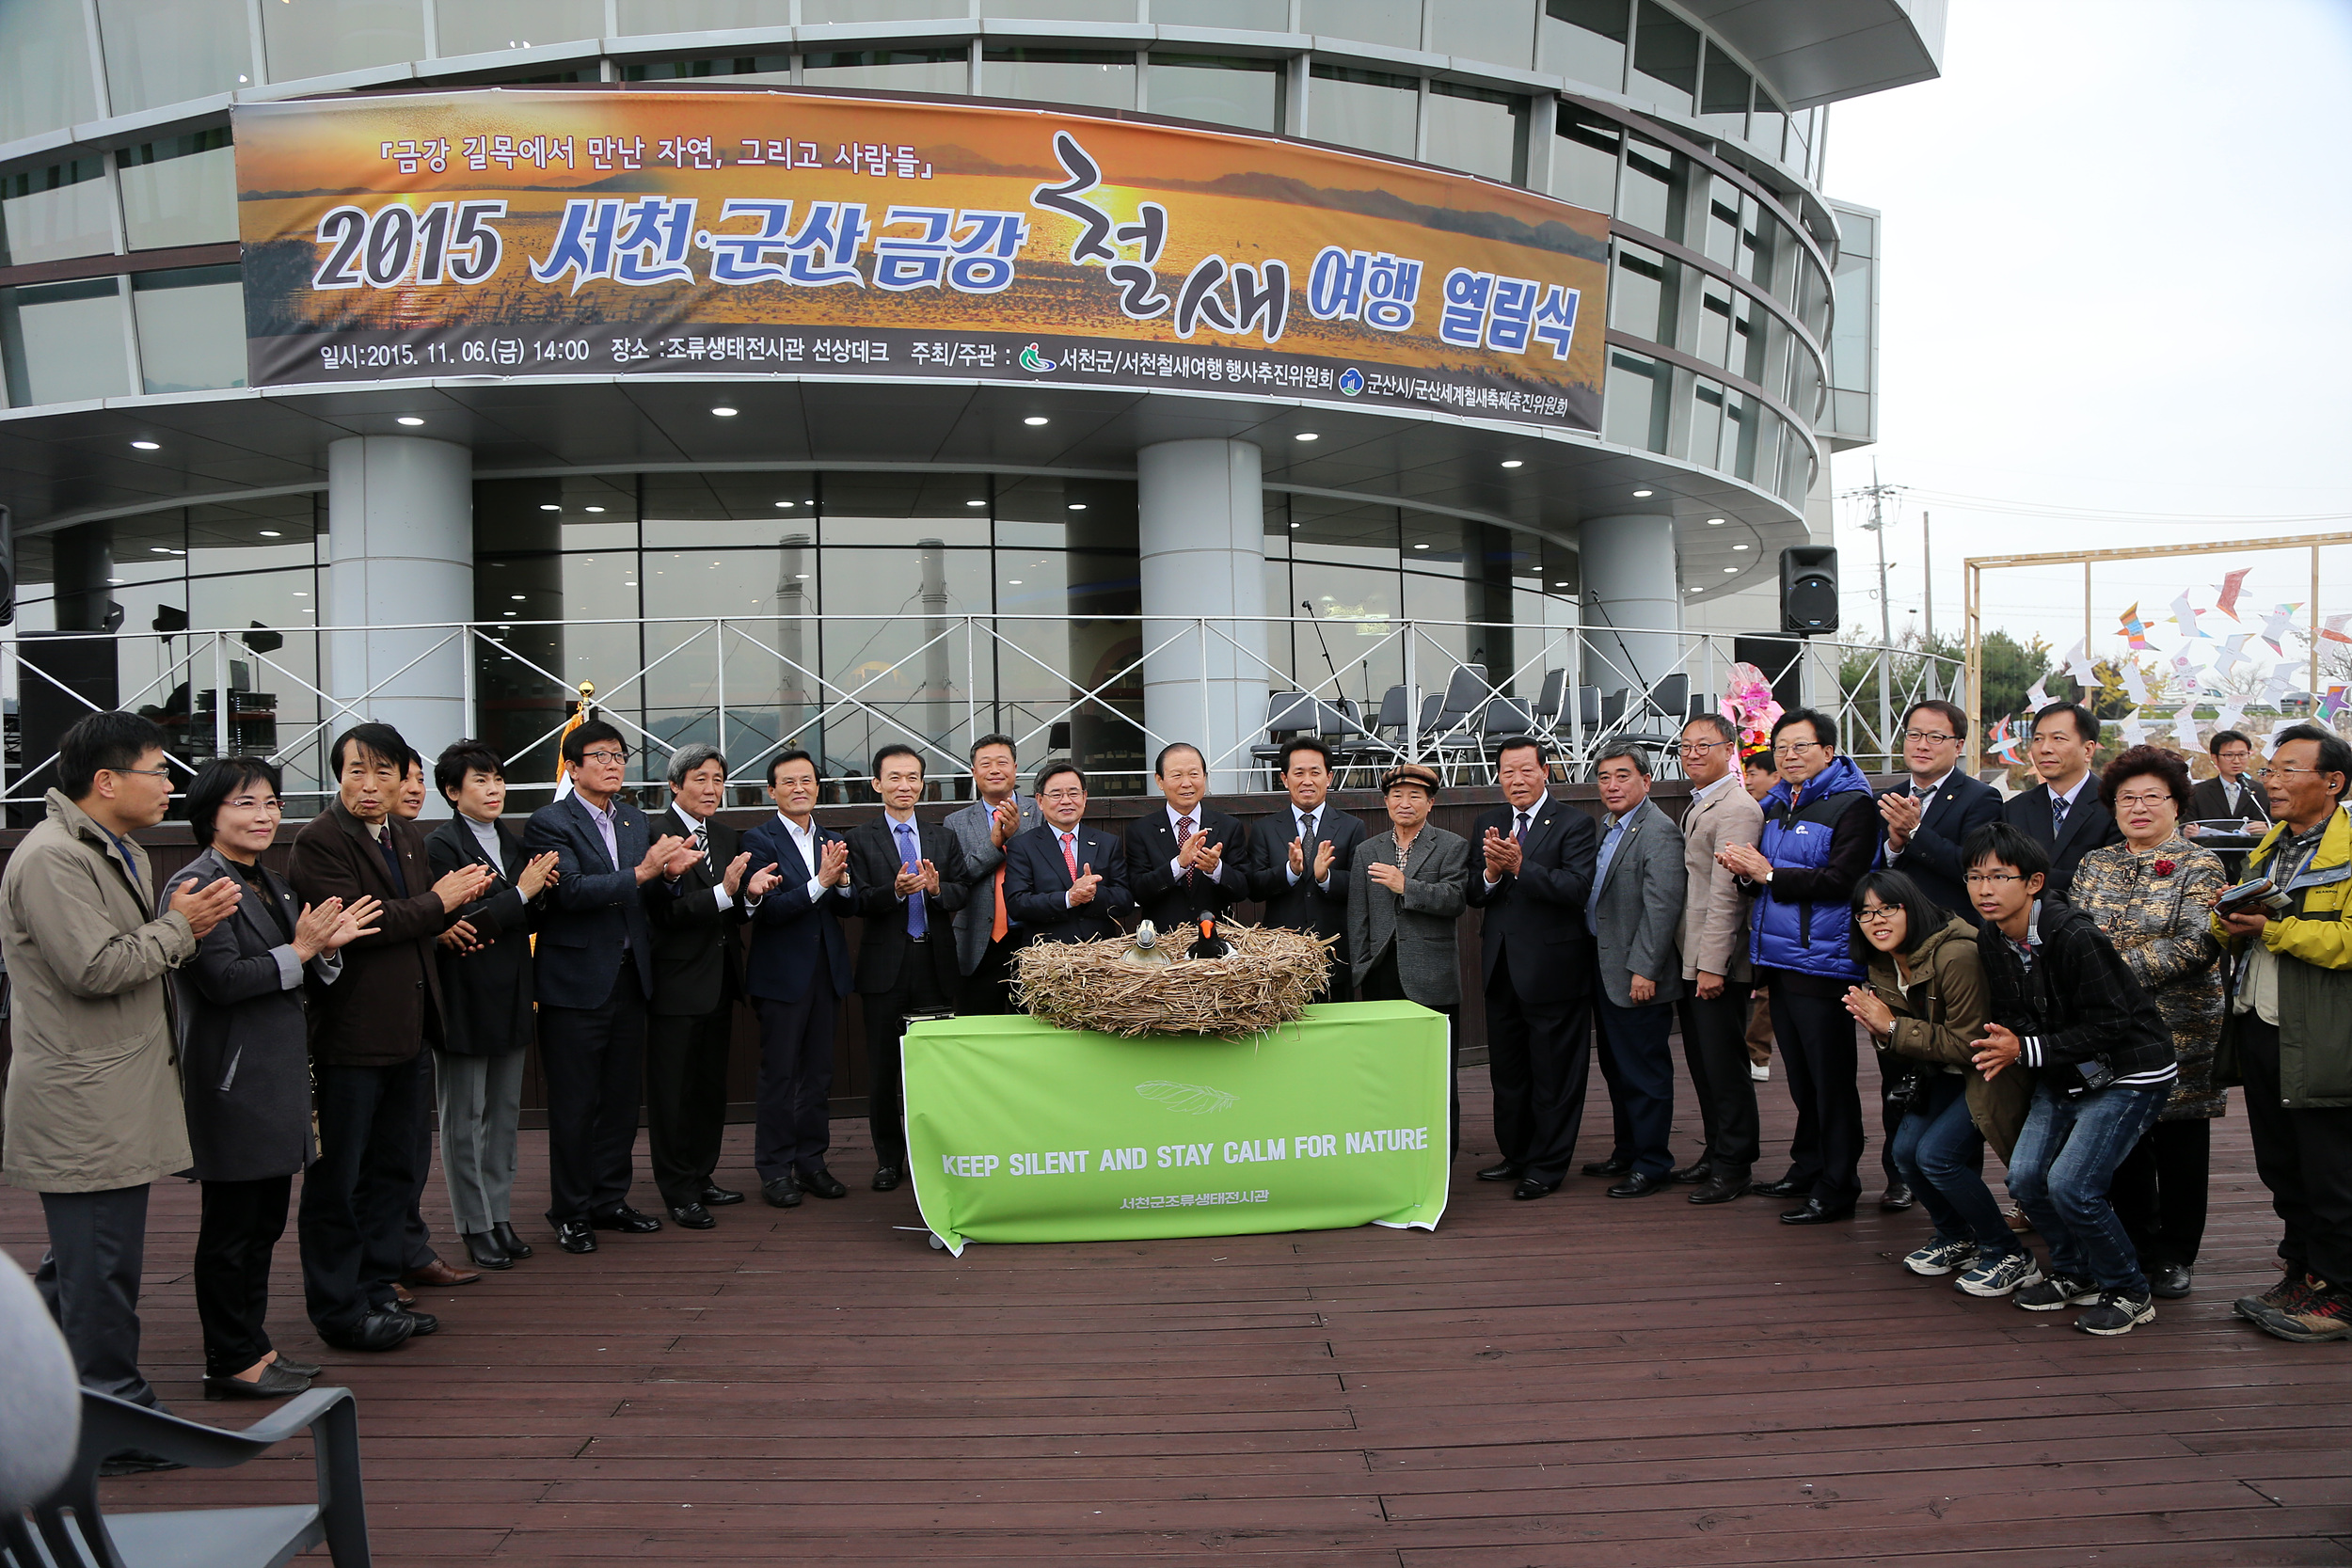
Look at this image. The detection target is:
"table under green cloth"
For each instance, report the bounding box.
[903,1001,1452,1255]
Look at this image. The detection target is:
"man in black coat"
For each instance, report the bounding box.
[2187,728,2272,878]
[1241,736,1364,1004]
[2001,701,2122,902]
[1464,736,1600,1199]
[846,744,970,1194]
[1004,763,1131,944]
[644,744,753,1230]
[1124,742,1248,939]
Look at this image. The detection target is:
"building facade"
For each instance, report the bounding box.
[0,0,1938,805]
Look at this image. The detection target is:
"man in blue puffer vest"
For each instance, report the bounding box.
[1717,708,1881,1224]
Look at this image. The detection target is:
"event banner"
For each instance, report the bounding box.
[903,1002,1450,1254]
[230,90,1608,429]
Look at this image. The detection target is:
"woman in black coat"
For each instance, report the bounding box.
[167,758,376,1400]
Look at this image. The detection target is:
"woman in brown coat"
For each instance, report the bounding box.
[2070,744,2227,1301]
[1842,870,2039,1297]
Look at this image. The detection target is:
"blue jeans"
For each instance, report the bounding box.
[1890,1071,2023,1257]
[2007,1079,2169,1295]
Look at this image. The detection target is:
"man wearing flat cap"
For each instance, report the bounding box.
[1347,763,1470,1154]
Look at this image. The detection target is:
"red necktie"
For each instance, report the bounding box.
[1061,832,1078,879]
[991,864,1009,943]
[1177,816,1195,886]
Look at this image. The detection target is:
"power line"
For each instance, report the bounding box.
[1836,482,2352,528]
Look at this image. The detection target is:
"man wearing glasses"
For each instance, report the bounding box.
[1004,763,1131,945]
[2001,701,2121,902]
[1673,715,1765,1204]
[2188,729,2271,878]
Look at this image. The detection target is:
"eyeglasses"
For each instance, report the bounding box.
[1902,730,1959,745]
[1772,740,1821,757]
[1677,738,1729,753]
[1040,788,1086,802]
[2113,791,2173,809]
[2255,767,2323,781]
[1963,871,2026,886]
[1853,904,1901,926]
[577,749,627,765]
[224,795,282,813]
[106,765,173,780]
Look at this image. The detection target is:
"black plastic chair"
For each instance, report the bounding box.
[1248,690,1322,781]
[6,1386,371,1568]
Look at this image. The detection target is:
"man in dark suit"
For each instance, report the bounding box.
[1124,742,1248,938]
[2188,728,2271,877]
[644,743,753,1229]
[1242,736,1364,1004]
[523,720,697,1255]
[1004,763,1131,944]
[1465,736,1600,1200]
[847,744,970,1194]
[2001,700,2122,902]
[290,723,492,1350]
[739,749,855,1210]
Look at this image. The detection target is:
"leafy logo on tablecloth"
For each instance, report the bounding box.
[1135,1080,1236,1115]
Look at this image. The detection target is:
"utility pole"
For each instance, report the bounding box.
[1922,510,1934,695]
[1856,461,1899,768]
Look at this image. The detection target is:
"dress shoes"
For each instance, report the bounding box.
[392,1283,413,1306]
[1670,1160,1714,1185]
[590,1205,663,1233]
[1475,1161,1525,1182]
[872,1165,903,1192]
[101,1449,187,1476]
[1511,1176,1560,1200]
[1752,1177,1807,1199]
[492,1221,534,1259]
[1581,1156,1631,1178]
[799,1166,849,1199]
[762,1174,803,1209]
[700,1184,746,1207]
[1880,1183,1915,1212]
[553,1218,598,1254]
[2149,1262,2194,1299]
[394,1306,440,1337]
[463,1231,515,1271]
[205,1362,312,1401]
[271,1355,323,1379]
[669,1201,716,1229]
[1606,1171,1671,1198]
[1689,1174,1751,1204]
[400,1259,481,1288]
[321,1308,416,1352]
[1779,1197,1856,1226]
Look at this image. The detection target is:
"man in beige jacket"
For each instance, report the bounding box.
[1674,714,1766,1204]
[0,712,240,1416]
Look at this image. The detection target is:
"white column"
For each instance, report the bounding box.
[1137,438,1268,793]
[325,436,472,771]
[1579,513,1681,703]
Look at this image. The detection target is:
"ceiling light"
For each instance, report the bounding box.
[1553,581,1569,588]
[1723,566,1738,574]
[584,505,606,514]
[502,610,516,617]
[395,416,424,427]
[1501,459,1523,468]
[1733,543,1751,551]
[624,580,637,587]
[1289,522,1301,529]
[131,440,159,451]
[259,530,281,538]
[1068,503,1087,512]
[107,577,126,585]
[1295,432,1319,442]
[794,573,810,579]
[775,500,794,508]
[1706,516,1726,526]
[711,405,739,417]
[539,504,561,512]
[511,594,526,601]
[1023,416,1050,426]
[967,499,986,507]
[1413,542,1429,549]
[291,591,308,597]
[150,546,173,554]
[1008,578,1024,585]
[1632,488,1654,498]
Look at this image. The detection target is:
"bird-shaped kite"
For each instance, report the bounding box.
[2169,653,2204,691]
[2024,675,2052,712]
[2216,567,2253,622]
[2118,602,2154,652]
[2260,603,2303,654]
[2118,715,2149,748]
[2119,663,2152,705]
[2323,614,2352,646]
[2324,687,2348,722]
[2212,633,2254,676]
[2211,694,2249,736]
[2062,639,2098,686]
[1989,720,2026,765]
[2261,660,2300,707]
[2170,592,2208,640]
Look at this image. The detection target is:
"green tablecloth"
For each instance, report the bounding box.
[903,1001,1452,1255]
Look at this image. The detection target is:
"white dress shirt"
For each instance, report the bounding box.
[1165,802,1224,883]
[673,802,731,910]
[774,811,833,904]
[1281,802,1334,890]
[1886,767,1953,863]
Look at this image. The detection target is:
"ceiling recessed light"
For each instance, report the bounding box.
[1023,416,1050,426]
[106,577,126,585]
[1068,503,1087,512]
[1723,565,1738,574]
[130,440,159,451]
[150,546,172,554]
[1295,432,1319,442]
[291,590,308,597]
[511,594,526,601]
[584,505,606,513]
[794,573,810,580]
[624,581,637,587]
[1289,522,1301,529]
[395,416,424,427]
[966,499,986,507]
[711,405,739,417]
[258,530,281,538]
[1008,578,1024,585]
[1706,516,1726,526]
[1501,459,1523,468]
[502,610,516,617]
[1552,581,1570,588]
[539,504,561,512]
[1732,543,1751,551]
[1632,488,1654,498]
[1413,542,1430,549]
[775,500,795,508]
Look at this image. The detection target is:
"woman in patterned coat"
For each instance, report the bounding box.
[2070,744,2227,1303]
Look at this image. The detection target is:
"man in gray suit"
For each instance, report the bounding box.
[942,733,1041,1013]
[1346,763,1470,1155]
[1674,715,1765,1204]
[1585,745,1688,1197]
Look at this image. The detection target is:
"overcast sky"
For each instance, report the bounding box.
[1820,0,2352,661]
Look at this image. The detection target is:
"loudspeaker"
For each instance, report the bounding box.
[1780,546,1838,635]
[0,504,13,626]
[12,632,119,828]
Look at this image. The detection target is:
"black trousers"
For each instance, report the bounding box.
[1476,953,1587,1180]
[961,933,1020,1015]
[35,1184,153,1403]
[1767,979,1865,1210]
[401,1052,438,1272]
[645,1005,736,1209]
[1362,949,1459,1156]
[1596,994,1677,1179]
[2239,1017,2352,1284]
[1876,1048,1908,1186]
[1677,988,1760,1177]
[539,967,648,1225]
[863,940,953,1171]
[2110,1117,2213,1271]
[196,1175,293,1378]
[755,988,838,1180]
[300,1053,428,1336]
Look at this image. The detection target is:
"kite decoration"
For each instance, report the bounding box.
[2062,639,2098,686]
[1989,720,2026,765]
[2259,603,2303,654]
[2118,602,2154,652]
[2261,661,2300,707]
[2171,592,2209,640]
[2323,614,2352,646]
[2324,687,2348,722]
[2119,663,2153,705]
[2024,676,2052,712]
[2216,567,2253,622]
[2213,633,2254,677]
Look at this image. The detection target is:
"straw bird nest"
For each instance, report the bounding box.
[1010,923,1335,1038]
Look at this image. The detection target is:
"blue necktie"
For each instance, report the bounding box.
[896,820,927,938]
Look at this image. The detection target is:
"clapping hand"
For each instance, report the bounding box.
[1970,1022,2022,1079]
[1878,791,1922,850]
[1482,826,1521,879]
[293,896,344,962]
[990,796,1021,847]
[432,862,496,912]
[636,833,690,885]
[170,876,245,939]
[1842,983,1893,1037]
[745,862,782,899]
[722,851,752,896]
[1716,841,1772,880]
[816,838,850,889]
[516,850,560,899]
[437,918,481,955]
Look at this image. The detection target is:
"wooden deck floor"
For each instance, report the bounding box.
[4,1072,2348,1566]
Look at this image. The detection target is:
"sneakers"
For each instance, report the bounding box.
[2234,1270,2320,1323]
[1955,1251,2044,1298]
[2075,1290,2156,1337]
[1902,1238,1979,1277]
[2251,1275,2352,1343]
[2012,1272,2099,1311]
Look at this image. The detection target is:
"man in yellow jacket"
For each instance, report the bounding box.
[2214,722,2352,1342]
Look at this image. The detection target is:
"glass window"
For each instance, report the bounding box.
[1302,0,1422,51]
[1148,54,1280,132]
[1600,348,1668,453]
[262,0,424,83]
[803,0,965,20]
[1423,81,1524,182]
[1699,175,1739,265]
[1740,206,1779,294]
[817,473,993,547]
[1629,1,1696,118]
[437,0,601,55]
[616,0,793,31]
[1550,110,1618,214]
[1787,104,1813,175]
[1307,65,1417,160]
[1750,88,1788,163]
[1539,0,1627,90]
[1694,279,1730,369]
[1615,133,1684,238]
[1428,0,1534,71]
[982,48,1136,110]
[1150,0,1290,29]
[640,472,813,548]
[0,0,98,144]
[979,0,1140,19]
[804,50,967,93]
[0,278,131,406]
[119,133,238,251]
[1723,388,1758,482]
[1687,375,1723,470]
[132,265,246,394]
[1607,241,1674,344]
[817,546,990,778]
[622,55,792,82]
[98,0,251,112]
[1727,288,1764,384]
[186,495,320,578]
[1696,40,1748,138]
[0,161,115,268]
